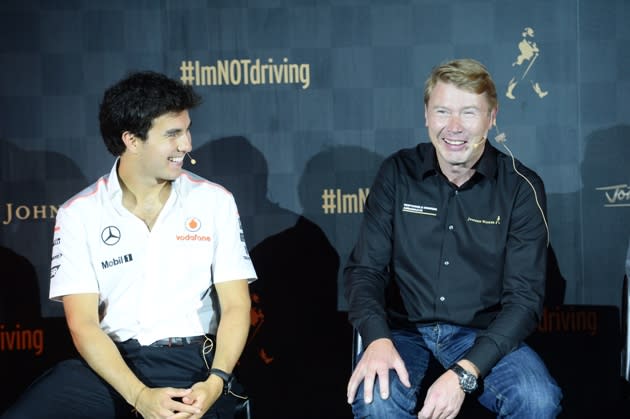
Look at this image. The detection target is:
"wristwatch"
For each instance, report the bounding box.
[449,363,478,394]
[209,368,234,396]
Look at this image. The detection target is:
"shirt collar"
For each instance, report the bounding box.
[105,158,184,204]
[416,142,499,181]
[417,144,439,179]
[106,158,123,201]
[474,142,499,180]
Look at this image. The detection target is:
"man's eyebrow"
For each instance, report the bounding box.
[164,128,183,136]
[164,123,191,136]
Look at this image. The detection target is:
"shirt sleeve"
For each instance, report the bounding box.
[49,205,99,301]
[465,169,548,376]
[344,157,396,347]
[211,193,257,285]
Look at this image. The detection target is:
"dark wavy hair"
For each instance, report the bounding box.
[99,71,202,156]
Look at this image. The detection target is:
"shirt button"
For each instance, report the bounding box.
[444,260,450,266]
[439,296,446,302]
[448,225,454,231]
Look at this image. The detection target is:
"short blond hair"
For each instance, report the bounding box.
[424,58,498,112]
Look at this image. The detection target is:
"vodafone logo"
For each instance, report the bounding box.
[185,217,201,232]
[177,217,210,242]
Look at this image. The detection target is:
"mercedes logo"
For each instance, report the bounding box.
[101,226,121,246]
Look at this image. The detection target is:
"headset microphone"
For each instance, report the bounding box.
[493,123,507,143]
[186,152,197,165]
[471,137,486,149]
[492,122,549,247]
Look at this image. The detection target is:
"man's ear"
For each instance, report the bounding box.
[121,131,138,153]
[490,107,498,127]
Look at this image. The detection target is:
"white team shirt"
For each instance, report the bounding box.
[50,160,257,345]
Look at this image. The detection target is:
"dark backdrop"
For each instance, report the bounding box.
[1,1,629,417]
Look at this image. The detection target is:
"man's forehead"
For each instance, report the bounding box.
[429,83,491,109]
[151,111,190,128]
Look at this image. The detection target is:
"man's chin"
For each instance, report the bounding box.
[157,174,178,183]
[440,150,470,165]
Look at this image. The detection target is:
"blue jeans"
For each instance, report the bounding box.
[352,324,562,418]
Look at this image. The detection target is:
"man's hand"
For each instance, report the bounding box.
[133,386,200,418]
[176,376,224,418]
[416,369,464,419]
[418,359,479,419]
[346,338,410,404]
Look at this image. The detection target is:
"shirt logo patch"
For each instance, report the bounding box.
[101,226,121,246]
[467,216,502,225]
[101,253,134,270]
[402,203,438,217]
[175,233,211,242]
[238,218,251,260]
[185,217,202,232]
[177,216,210,242]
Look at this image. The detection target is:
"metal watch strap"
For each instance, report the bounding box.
[209,368,233,395]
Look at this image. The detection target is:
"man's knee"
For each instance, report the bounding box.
[499,375,563,417]
[521,378,562,414]
[352,393,410,418]
[350,373,417,419]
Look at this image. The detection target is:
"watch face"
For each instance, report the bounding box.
[451,364,478,393]
[461,374,477,392]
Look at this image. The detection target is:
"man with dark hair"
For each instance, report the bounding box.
[2,71,256,418]
[345,59,562,418]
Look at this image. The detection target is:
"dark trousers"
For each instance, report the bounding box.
[1,339,237,419]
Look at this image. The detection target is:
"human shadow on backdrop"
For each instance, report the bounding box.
[0,138,83,413]
[541,124,630,417]
[547,124,630,306]
[297,145,386,314]
[194,138,379,418]
[579,125,630,304]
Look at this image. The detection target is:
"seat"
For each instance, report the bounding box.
[234,398,251,419]
[231,379,252,419]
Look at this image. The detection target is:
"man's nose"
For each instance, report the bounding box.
[177,133,192,152]
[444,115,464,133]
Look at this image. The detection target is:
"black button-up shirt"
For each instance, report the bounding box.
[344,142,548,376]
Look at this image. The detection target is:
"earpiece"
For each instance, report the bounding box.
[494,123,507,143]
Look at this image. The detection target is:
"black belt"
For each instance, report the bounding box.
[148,335,207,347]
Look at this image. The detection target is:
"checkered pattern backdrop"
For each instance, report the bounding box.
[1,1,629,417]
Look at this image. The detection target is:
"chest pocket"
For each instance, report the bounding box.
[463,214,506,255]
